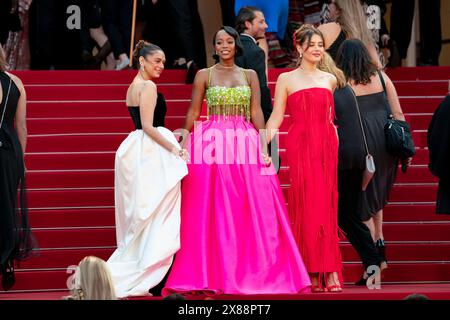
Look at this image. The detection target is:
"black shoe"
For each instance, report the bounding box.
[355,272,368,286]
[1,260,16,291]
[418,58,439,67]
[185,62,199,84]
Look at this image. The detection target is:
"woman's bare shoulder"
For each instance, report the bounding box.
[5,72,25,91]
[317,22,340,33]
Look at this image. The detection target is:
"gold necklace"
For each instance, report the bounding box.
[217,63,235,69]
[299,65,318,75]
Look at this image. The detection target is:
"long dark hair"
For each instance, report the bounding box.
[335,39,377,85]
[212,26,244,63]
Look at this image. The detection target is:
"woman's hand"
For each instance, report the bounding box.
[18,0,32,13]
[262,153,272,167]
[401,157,412,173]
[171,147,190,162]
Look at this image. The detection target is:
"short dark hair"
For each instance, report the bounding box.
[335,39,378,85]
[132,40,163,68]
[235,6,262,34]
[212,26,244,62]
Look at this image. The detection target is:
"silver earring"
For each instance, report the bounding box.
[141,65,144,71]
[299,52,303,58]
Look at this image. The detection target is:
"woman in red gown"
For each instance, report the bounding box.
[265,24,343,292]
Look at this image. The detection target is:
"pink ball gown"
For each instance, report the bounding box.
[162,67,311,295]
[285,87,343,283]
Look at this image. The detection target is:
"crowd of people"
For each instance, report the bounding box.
[0,0,445,76]
[0,1,449,298]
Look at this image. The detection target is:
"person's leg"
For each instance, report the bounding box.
[418,0,441,65]
[100,0,123,60]
[167,0,200,82]
[29,0,59,69]
[338,169,382,285]
[363,218,375,240]
[90,27,115,69]
[220,0,236,27]
[189,0,206,68]
[373,209,384,241]
[437,178,450,214]
[80,0,94,55]
[118,0,132,60]
[389,0,415,61]
[167,0,195,63]
[338,170,382,267]
[309,272,325,292]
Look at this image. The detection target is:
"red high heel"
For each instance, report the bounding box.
[326,272,342,293]
[310,273,327,293]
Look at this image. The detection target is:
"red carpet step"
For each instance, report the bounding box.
[1,67,449,295]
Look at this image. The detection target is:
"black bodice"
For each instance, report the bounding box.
[127,92,167,130]
[326,30,346,61]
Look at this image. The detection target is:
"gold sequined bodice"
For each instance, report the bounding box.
[205,66,251,121]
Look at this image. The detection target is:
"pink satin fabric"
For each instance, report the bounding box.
[163,116,311,295]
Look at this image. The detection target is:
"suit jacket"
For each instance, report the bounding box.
[428,95,450,179]
[235,34,273,122]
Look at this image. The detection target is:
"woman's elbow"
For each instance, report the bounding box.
[17,122,27,136]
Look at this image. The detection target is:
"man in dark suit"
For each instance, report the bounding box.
[235,6,272,123]
[235,7,281,171]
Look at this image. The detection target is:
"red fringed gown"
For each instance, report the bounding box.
[285,87,343,278]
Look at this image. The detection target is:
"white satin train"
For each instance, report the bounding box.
[107,127,188,298]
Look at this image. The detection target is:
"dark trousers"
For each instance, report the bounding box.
[338,169,382,270]
[166,0,206,68]
[140,1,178,66]
[390,0,441,65]
[220,0,236,27]
[100,0,132,59]
[29,0,58,69]
[437,178,450,214]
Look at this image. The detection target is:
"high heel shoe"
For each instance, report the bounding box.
[326,272,342,293]
[355,262,387,286]
[310,273,326,293]
[1,260,16,291]
[355,271,368,286]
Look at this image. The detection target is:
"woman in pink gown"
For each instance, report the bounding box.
[266,24,343,292]
[162,26,311,296]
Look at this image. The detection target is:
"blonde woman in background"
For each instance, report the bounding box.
[318,0,382,69]
[68,256,116,300]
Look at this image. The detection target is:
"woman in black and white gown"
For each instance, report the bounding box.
[107,41,188,298]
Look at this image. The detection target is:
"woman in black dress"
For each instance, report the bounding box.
[334,39,408,278]
[0,46,36,291]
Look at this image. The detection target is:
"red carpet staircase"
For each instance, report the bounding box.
[2,67,450,293]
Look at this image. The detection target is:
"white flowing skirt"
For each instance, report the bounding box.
[107,127,188,298]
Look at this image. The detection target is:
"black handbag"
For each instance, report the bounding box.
[378,72,416,159]
[0,77,12,148]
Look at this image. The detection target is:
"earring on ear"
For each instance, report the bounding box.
[299,52,303,59]
[141,65,144,71]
